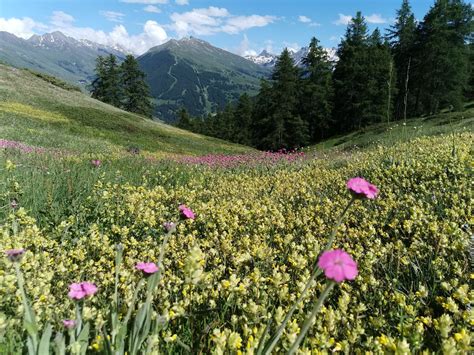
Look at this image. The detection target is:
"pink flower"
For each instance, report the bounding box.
[68,282,98,300]
[136,262,159,275]
[317,249,358,283]
[346,177,379,199]
[91,159,101,168]
[178,204,195,220]
[163,222,177,233]
[5,248,25,262]
[63,319,76,329]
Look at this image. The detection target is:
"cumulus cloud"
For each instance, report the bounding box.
[366,14,388,24]
[0,17,46,38]
[144,5,161,13]
[101,11,125,23]
[120,0,168,4]
[175,0,189,5]
[170,7,276,37]
[298,15,311,23]
[333,13,352,25]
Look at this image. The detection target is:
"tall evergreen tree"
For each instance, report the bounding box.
[332,12,371,131]
[91,54,122,107]
[387,0,417,119]
[414,0,473,114]
[300,37,334,141]
[176,108,192,130]
[120,55,154,117]
[268,49,308,149]
[233,93,253,145]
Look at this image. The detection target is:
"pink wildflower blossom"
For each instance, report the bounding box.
[346,177,379,199]
[5,249,25,262]
[136,262,159,275]
[179,204,195,220]
[63,319,76,329]
[317,249,358,283]
[68,282,98,300]
[163,222,177,232]
[91,159,101,168]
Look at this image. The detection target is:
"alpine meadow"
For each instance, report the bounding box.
[0,0,473,354]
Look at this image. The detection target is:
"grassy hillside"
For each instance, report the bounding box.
[311,105,474,151]
[0,64,252,157]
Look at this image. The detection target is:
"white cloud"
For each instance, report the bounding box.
[237,34,257,56]
[51,11,75,27]
[283,41,300,52]
[366,14,388,24]
[298,15,311,23]
[0,17,46,38]
[298,15,320,27]
[144,5,161,13]
[101,11,125,23]
[333,14,352,25]
[120,0,168,4]
[170,7,276,37]
[175,0,189,5]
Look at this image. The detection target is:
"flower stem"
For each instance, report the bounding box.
[262,197,355,354]
[286,282,335,355]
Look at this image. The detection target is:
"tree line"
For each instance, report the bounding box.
[91,54,154,117]
[177,0,473,150]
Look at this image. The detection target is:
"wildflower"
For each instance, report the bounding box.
[5,249,25,262]
[10,199,18,209]
[317,249,358,283]
[163,221,177,233]
[63,319,76,329]
[136,262,159,275]
[91,159,101,168]
[68,282,98,300]
[346,177,379,199]
[179,204,195,220]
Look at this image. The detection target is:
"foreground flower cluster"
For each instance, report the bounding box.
[0,134,472,353]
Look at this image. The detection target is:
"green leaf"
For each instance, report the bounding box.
[38,323,52,354]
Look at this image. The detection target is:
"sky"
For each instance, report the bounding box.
[0,1,456,56]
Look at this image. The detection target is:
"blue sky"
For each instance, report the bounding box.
[0,1,451,55]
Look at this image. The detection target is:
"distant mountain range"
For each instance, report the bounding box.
[245,47,337,68]
[137,37,271,122]
[0,30,336,122]
[0,31,125,85]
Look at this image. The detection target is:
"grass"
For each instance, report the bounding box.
[311,106,474,151]
[0,64,252,157]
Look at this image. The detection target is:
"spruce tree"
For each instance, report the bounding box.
[120,55,154,117]
[269,49,308,149]
[333,12,371,131]
[387,0,417,119]
[300,37,334,141]
[90,56,107,102]
[103,54,122,107]
[414,0,473,114]
[176,108,192,130]
[233,93,253,145]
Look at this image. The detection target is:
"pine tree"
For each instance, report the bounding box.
[332,12,371,131]
[300,37,334,141]
[233,93,253,145]
[268,49,308,149]
[103,54,122,107]
[91,54,122,107]
[120,55,154,117]
[387,0,417,119]
[90,56,107,102]
[251,79,274,149]
[176,108,192,130]
[414,0,473,114]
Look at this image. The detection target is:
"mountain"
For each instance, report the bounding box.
[0,31,125,86]
[245,47,338,68]
[138,37,271,122]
